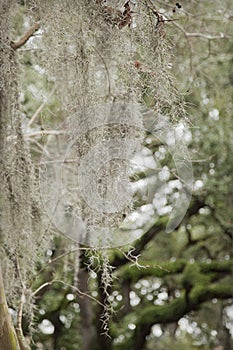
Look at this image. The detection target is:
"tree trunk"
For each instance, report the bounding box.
[78,269,96,350]
[0,2,33,350]
[0,3,20,348]
[0,264,20,350]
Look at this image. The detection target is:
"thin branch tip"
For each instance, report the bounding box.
[10,22,40,50]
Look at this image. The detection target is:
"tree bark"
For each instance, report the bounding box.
[77,269,96,350]
[0,264,20,350]
[0,3,33,349]
[0,3,20,348]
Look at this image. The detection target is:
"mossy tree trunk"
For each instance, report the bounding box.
[0,3,19,347]
[0,2,32,350]
[0,264,20,350]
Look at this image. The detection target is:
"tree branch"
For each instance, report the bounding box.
[0,264,20,350]
[112,197,204,269]
[130,284,233,350]
[26,86,56,129]
[186,32,233,40]
[112,218,167,269]
[16,291,31,350]
[118,259,233,283]
[10,23,40,50]
[118,259,186,281]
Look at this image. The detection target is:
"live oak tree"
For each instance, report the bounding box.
[0,1,233,350]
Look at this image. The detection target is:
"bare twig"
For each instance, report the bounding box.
[34,248,81,277]
[186,32,233,40]
[172,21,232,41]
[92,45,112,97]
[32,281,53,296]
[24,130,64,138]
[16,290,31,350]
[26,86,56,129]
[15,256,26,290]
[59,280,106,307]
[11,22,40,50]
[32,279,106,307]
[118,247,146,269]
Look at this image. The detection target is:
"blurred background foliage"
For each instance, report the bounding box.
[2,0,233,349]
